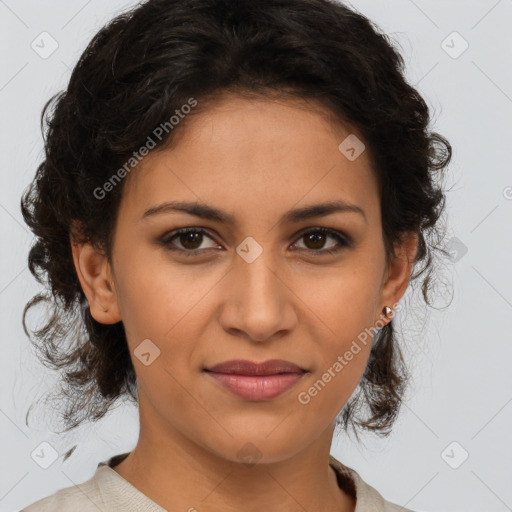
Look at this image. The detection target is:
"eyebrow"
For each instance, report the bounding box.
[141,200,367,226]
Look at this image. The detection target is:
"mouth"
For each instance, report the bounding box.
[204,359,307,376]
[203,359,307,401]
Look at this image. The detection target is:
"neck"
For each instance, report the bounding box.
[113,412,356,511]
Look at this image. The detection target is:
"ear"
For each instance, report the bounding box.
[378,232,418,324]
[69,226,121,325]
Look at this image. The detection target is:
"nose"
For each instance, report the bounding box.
[218,248,297,343]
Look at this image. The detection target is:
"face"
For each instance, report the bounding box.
[73,93,415,465]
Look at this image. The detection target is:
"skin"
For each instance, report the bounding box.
[71,92,417,512]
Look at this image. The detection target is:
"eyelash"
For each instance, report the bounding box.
[159,227,351,257]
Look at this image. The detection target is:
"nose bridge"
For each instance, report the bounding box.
[235,238,282,305]
[222,237,293,340]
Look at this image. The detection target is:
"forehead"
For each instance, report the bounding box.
[119,94,380,227]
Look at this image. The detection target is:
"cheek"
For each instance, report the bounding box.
[297,333,372,426]
[113,248,217,339]
[303,264,381,338]
[299,275,377,412]
[110,266,196,402]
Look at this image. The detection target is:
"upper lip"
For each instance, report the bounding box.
[205,359,306,375]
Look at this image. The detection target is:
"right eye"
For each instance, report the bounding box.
[159,227,221,256]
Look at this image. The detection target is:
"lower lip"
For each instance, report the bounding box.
[205,371,305,401]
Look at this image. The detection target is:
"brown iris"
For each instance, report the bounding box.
[303,231,326,250]
[179,231,203,250]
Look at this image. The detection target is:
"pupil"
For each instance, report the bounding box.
[182,232,202,249]
[307,232,325,249]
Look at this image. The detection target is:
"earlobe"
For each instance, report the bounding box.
[70,236,122,325]
[378,232,418,324]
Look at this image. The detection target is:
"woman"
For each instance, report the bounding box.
[20,0,451,510]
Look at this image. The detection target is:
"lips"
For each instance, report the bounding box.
[203,359,307,401]
[204,359,306,376]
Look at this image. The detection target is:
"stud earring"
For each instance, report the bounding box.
[383,305,392,317]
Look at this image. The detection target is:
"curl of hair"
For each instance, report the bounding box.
[21,0,452,439]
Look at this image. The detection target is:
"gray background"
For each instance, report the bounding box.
[1,1,511,511]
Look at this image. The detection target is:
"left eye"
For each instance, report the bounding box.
[160,227,350,256]
[292,227,350,254]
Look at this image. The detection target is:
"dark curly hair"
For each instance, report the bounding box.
[20,0,452,449]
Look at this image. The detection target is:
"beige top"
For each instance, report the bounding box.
[22,452,414,511]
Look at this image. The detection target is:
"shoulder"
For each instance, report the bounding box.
[20,453,165,512]
[329,455,415,512]
[21,471,104,511]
